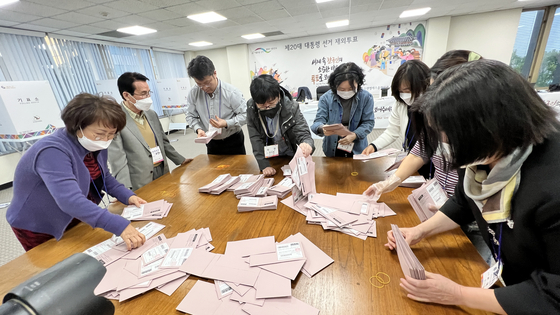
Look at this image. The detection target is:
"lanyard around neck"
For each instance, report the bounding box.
[258,107,280,139]
[204,80,222,119]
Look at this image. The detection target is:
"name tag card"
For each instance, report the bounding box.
[264,144,279,158]
[150,146,164,164]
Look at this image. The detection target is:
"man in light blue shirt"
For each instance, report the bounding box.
[186,55,247,155]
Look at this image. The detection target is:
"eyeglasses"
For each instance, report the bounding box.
[256,98,280,109]
[91,131,118,141]
[132,91,152,99]
[195,76,216,89]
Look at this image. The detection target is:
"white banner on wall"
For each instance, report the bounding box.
[95,79,121,101]
[96,79,160,112]
[539,92,560,117]
[0,81,62,141]
[248,22,426,100]
[155,78,191,109]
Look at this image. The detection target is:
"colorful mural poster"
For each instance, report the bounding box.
[248,22,426,99]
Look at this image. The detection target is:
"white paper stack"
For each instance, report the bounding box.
[234,175,264,198]
[198,174,232,193]
[237,196,279,212]
[227,174,254,192]
[267,177,295,199]
[210,176,240,195]
[399,175,427,188]
[254,178,275,197]
[407,178,448,222]
[353,148,400,161]
[282,192,397,240]
[176,233,331,314]
[194,129,220,144]
[90,226,213,302]
[391,224,425,280]
[121,200,173,221]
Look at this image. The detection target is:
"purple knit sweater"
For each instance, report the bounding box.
[7,128,134,240]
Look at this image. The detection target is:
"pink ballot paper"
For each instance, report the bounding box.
[408,178,448,222]
[249,242,306,267]
[391,224,425,280]
[199,174,232,193]
[194,129,220,144]
[121,199,172,221]
[353,148,400,160]
[322,123,352,136]
[237,196,278,212]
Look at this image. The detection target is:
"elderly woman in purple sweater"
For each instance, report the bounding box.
[7,93,146,251]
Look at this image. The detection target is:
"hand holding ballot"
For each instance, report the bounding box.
[337,132,356,146]
[120,224,147,251]
[195,126,222,144]
[363,174,402,201]
[321,123,352,137]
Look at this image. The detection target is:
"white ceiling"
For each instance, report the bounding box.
[0,0,557,52]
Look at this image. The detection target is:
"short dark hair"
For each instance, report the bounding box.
[61,93,127,136]
[250,74,292,105]
[117,72,149,100]
[390,60,430,104]
[187,55,215,81]
[328,62,365,94]
[413,59,559,169]
[430,50,483,80]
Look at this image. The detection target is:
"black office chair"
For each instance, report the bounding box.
[316,86,330,100]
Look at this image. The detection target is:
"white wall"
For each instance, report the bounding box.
[424,16,452,68]
[194,48,232,84]
[447,9,522,64]
[226,44,251,99]
[185,45,252,99]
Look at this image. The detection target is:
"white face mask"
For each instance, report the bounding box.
[132,96,153,111]
[400,93,413,105]
[77,128,112,152]
[337,90,356,100]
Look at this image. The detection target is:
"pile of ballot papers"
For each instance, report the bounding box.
[267,177,295,199]
[89,224,213,302]
[199,174,277,198]
[283,192,396,240]
[88,222,333,314]
[353,148,400,161]
[233,175,273,199]
[176,233,333,315]
[121,200,173,221]
[194,128,221,144]
[391,224,426,280]
[408,178,448,222]
[237,196,278,212]
[199,174,234,194]
[289,147,316,198]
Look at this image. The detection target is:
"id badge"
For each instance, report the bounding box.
[481,260,503,289]
[264,144,279,158]
[337,142,354,153]
[395,150,407,163]
[150,146,164,164]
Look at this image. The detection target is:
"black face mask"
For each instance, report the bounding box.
[259,103,280,118]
